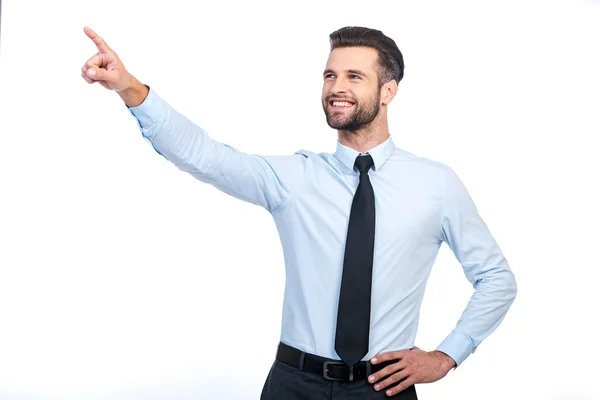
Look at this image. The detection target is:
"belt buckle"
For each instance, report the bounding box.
[323,360,354,381]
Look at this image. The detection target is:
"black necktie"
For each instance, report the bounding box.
[334,154,376,366]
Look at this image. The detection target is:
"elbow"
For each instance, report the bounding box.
[496,258,518,302]
[474,265,518,303]
[508,270,518,302]
[498,268,518,304]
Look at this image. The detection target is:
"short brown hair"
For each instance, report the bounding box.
[329,26,405,86]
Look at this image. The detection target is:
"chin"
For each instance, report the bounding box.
[327,117,347,130]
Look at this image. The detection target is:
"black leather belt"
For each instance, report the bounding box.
[276,342,396,382]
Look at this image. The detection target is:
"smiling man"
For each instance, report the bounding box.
[323,48,384,133]
[82,26,517,399]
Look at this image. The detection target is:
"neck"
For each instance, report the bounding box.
[337,115,390,153]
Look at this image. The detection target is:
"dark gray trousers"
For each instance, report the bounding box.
[260,359,418,400]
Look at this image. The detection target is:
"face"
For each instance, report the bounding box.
[322,46,382,131]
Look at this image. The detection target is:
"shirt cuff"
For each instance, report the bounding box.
[126,85,167,132]
[436,330,476,368]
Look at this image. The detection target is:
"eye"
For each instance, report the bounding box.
[350,74,361,80]
[324,74,336,80]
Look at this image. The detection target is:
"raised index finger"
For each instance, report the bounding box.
[83,26,112,53]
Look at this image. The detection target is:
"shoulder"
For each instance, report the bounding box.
[293,149,327,167]
[294,149,318,158]
[389,146,451,177]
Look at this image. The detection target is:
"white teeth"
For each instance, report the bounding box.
[332,101,353,107]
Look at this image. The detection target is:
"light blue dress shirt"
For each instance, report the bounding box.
[127,86,517,368]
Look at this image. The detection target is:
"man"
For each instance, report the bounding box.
[81,25,517,399]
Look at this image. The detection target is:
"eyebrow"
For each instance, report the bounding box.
[323,69,367,77]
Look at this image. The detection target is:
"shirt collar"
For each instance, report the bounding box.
[334,135,396,172]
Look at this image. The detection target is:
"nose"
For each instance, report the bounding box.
[330,77,348,95]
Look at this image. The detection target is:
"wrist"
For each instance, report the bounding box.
[118,76,149,107]
[433,350,456,370]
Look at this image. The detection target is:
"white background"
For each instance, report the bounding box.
[1,0,599,399]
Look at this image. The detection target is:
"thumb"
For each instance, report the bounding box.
[86,67,114,82]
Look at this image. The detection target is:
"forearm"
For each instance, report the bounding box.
[438,165,518,368]
[126,86,306,211]
[128,86,255,190]
[118,76,149,107]
[436,259,517,367]
[129,87,224,176]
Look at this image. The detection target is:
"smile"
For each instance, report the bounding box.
[329,100,355,109]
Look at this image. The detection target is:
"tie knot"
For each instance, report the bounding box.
[354,154,374,174]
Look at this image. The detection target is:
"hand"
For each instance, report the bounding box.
[368,346,456,397]
[81,26,134,92]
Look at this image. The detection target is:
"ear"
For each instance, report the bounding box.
[380,79,398,105]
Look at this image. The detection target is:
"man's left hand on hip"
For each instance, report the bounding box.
[368,346,456,396]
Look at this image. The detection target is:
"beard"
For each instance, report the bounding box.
[322,91,380,131]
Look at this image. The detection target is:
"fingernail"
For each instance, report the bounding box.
[368,375,375,382]
[87,69,95,77]
[371,357,377,363]
[386,390,392,396]
[375,384,380,390]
